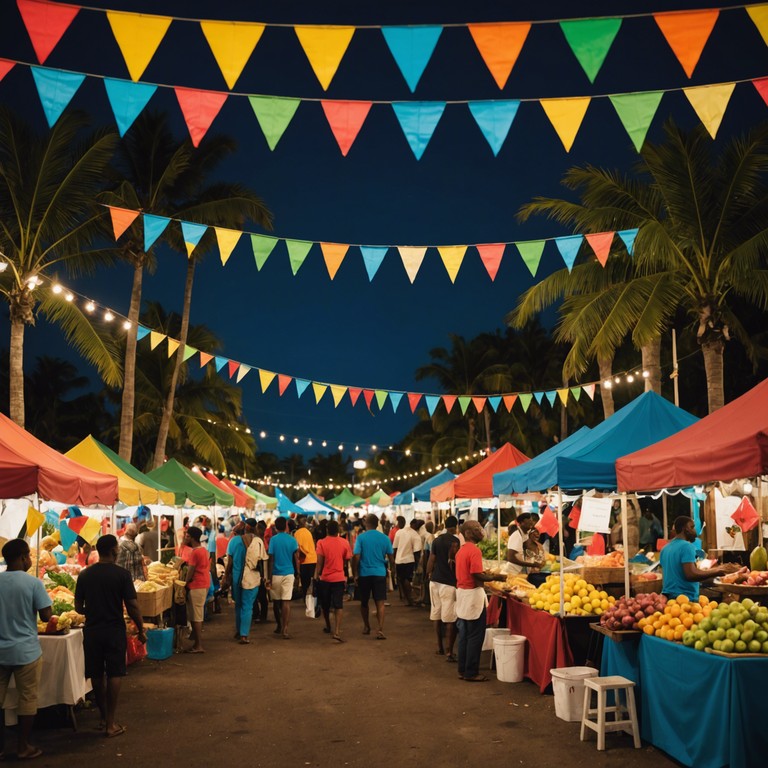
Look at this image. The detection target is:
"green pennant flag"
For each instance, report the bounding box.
[559,18,622,83]
[248,95,301,150]
[182,345,197,362]
[519,392,533,412]
[251,234,278,270]
[285,239,313,275]
[516,240,546,277]
[609,91,664,152]
[570,386,582,401]
[375,390,388,410]
[458,396,471,415]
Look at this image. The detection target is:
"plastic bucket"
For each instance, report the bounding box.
[549,666,599,721]
[493,634,526,682]
[146,627,174,660]
[482,628,509,652]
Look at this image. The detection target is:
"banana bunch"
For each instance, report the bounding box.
[147,562,179,586]
[136,580,159,593]
[506,574,534,591]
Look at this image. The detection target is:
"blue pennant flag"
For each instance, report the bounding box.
[392,102,446,160]
[533,391,545,405]
[488,396,501,412]
[181,221,208,256]
[136,325,150,341]
[214,356,228,372]
[389,392,403,412]
[381,26,443,92]
[545,391,557,407]
[104,78,157,136]
[295,379,310,398]
[59,521,77,550]
[554,234,584,272]
[143,214,171,251]
[468,100,520,156]
[360,246,388,281]
[425,395,441,416]
[618,228,639,255]
[31,67,85,127]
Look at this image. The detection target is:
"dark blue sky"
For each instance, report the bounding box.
[1,0,766,460]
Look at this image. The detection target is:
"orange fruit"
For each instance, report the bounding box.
[676,594,690,605]
[643,624,655,636]
[699,595,710,606]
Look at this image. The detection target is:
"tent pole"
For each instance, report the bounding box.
[34,493,40,579]
[621,493,630,598]
[757,478,763,548]
[557,489,564,616]
[662,493,669,539]
[497,504,501,563]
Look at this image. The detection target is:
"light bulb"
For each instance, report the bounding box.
[52,284,62,294]
[122,320,131,330]
[371,444,377,451]
[85,301,95,313]
[614,377,621,384]
[279,435,285,442]
[308,439,313,446]
[603,380,612,389]
[104,311,114,322]
[259,431,266,438]
[322,441,327,447]
[642,370,650,378]
[293,437,299,444]
[65,292,74,302]
[245,428,251,434]
[405,449,411,456]
[627,374,635,383]
[338,444,344,451]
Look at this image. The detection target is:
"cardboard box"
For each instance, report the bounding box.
[136,585,171,617]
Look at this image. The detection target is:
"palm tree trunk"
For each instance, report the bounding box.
[9,317,25,427]
[483,407,492,452]
[701,339,725,413]
[641,338,662,394]
[598,354,615,419]
[118,260,144,461]
[152,259,196,468]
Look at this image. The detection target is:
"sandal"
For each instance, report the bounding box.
[332,635,345,643]
[464,675,489,683]
[376,630,387,640]
[18,747,43,760]
[106,725,127,738]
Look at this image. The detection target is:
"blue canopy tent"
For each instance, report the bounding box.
[295,492,338,517]
[274,486,305,516]
[392,468,457,505]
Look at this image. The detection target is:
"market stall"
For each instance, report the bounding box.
[147,458,227,506]
[392,468,456,505]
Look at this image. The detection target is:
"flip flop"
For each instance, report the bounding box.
[464,675,489,683]
[332,635,345,643]
[376,631,387,640]
[446,654,457,662]
[18,747,43,760]
[106,725,126,738]
[362,627,371,635]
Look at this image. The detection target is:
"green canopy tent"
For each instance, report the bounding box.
[327,487,365,507]
[367,488,393,506]
[147,458,234,507]
[241,484,278,509]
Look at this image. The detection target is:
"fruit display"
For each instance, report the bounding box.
[527,573,616,616]
[600,593,668,631]
[36,614,73,634]
[718,566,768,586]
[680,597,768,654]
[146,562,179,586]
[575,551,625,568]
[638,594,715,642]
[750,545,768,572]
[487,574,535,599]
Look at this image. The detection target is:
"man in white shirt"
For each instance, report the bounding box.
[393,518,423,606]
[506,513,539,574]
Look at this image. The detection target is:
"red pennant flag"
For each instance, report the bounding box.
[443,394,457,414]
[363,389,375,409]
[277,374,292,395]
[477,243,504,281]
[586,532,606,556]
[108,206,140,240]
[503,394,517,412]
[199,351,213,368]
[472,396,486,413]
[408,392,422,413]
[174,87,228,147]
[227,360,238,379]
[567,505,581,529]
[585,232,614,267]
[17,0,80,64]
[0,59,15,81]
[66,515,89,534]
[754,78,768,107]
[731,496,760,533]
[348,387,362,406]
[536,506,561,538]
[320,100,372,156]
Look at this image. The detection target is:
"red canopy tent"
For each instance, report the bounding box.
[616,378,768,492]
[0,412,119,504]
[430,443,530,502]
[218,476,254,509]
[202,470,250,508]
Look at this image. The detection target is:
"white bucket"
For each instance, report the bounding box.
[493,634,526,682]
[549,666,599,721]
[482,627,509,652]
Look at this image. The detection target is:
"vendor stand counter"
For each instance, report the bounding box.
[601,633,768,768]
[2,630,91,727]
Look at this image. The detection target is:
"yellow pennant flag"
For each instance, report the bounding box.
[294,26,355,90]
[557,388,570,406]
[26,506,45,537]
[748,5,768,46]
[683,83,735,138]
[236,364,251,383]
[107,11,172,81]
[320,242,349,279]
[167,338,180,357]
[540,97,591,152]
[80,516,102,545]
[149,331,165,350]
[330,385,347,407]
[312,382,328,404]
[200,20,265,89]
[399,247,427,284]
[258,369,276,393]
[214,227,242,266]
[437,246,467,283]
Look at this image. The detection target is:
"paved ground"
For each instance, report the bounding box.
[15,597,681,768]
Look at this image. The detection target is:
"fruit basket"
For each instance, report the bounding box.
[581,566,625,585]
[711,579,768,597]
[631,575,663,595]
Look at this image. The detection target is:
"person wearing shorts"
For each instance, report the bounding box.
[352,514,394,639]
[315,520,352,641]
[427,515,461,661]
[75,535,146,738]
[393,519,423,606]
[267,517,299,639]
[181,526,210,653]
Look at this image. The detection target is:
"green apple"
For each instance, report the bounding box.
[721,639,735,653]
[744,620,757,632]
[682,631,695,647]
[726,628,741,642]
[699,619,713,632]
[735,640,747,653]
[741,630,754,643]
[749,640,762,653]
[695,629,707,641]
[708,630,718,643]
[694,640,706,651]
[715,627,726,640]
[717,618,732,631]
[762,641,768,654]
[713,640,723,651]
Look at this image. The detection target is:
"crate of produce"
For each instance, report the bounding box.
[581,566,625,585]
[631,574,663,595]
[136,585,170,617]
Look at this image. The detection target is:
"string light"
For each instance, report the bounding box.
[104,310,114,322]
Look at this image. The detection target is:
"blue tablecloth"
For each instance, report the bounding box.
[601,634,768,768]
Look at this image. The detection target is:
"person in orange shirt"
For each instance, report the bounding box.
[294,515,317,599]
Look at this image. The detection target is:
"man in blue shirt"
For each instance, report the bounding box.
[0,539,53,760]
[660,517,738,600]
[266,516,299,639]
[352,514,395,639]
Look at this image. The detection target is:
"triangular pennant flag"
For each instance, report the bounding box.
[320,242,349,280]
[425,395,440,416]
[321,100,372,156]
[251,234,278,270]
[654,10,719,78]
[468,22,530,89]
[540,97,591,152]
[330,385,347,407]
[313,382,328,404]
[533,391,545,405]
[248,96,300,150]
[536,506,562,538]
[583,383,596,400]
[618,228,639,256]
[684,83,736,139]
[363,389,375,409]
[516,240,546,277]
[214,356,227,372]
[26,506,45,537]
[59,520,77,550]
[136,325,150,341]
[488,396,501,412]
[360,246,388,281]
[398,246,427,283]
[227,360,239,379]
[30,67,85,127]
[258,369,276,393]
[104,78,157,136]
[389,392,404,412]
[557,388,569,406]
[381,26,443,92]
[754,77,768,106]
[341,387,359,407]
[468,100,520,156]
[17,0,79,64]
[519,393,533,412]
[477,244,504,281]
[555,234,584,272]
[166,338,180,358]
[437,246,467,283]
[285,240,313,275]
[180,220,208,258]
[106,10,172,81]
[143,213,171,251]
[79,516,101,545]
[731,496,760,532]
[559,18,622,83]
[408,393,422,413]
[149,331,165,350]
[108,206,140,240]
[278,374,292,395]
[236,364,251,383]
[458,396,471,415]
[585,232,614,267]
[181,345,197,362]
[200,20,265,89]
[199,351,213,368]
[294,25,355,90]
[0,59,15,81]
[392,102,446,160]
[748,5,768,46]
[214,227,241,266]
[503,394,517,412]
[375,390,388,410]
[295,378,310,398]
[443,394,457,414]
[609,91,664,152]
[472,396,487,413]
[570,387,582,401]
[175,87,228,147]
[545,391,557,406]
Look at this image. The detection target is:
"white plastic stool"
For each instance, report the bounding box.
[579,675,641,751]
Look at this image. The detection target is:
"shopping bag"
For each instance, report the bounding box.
[305,593,317,618]
[126,634,147,665]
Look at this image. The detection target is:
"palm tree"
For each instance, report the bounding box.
[512,121,768,413]
[0,109,119,427]
[101,112,272,462]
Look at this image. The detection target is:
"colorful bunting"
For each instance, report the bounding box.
[236,364,251,383]
[559,18,622,83]
[557,388,569,405]
[227,360,239,379]
[167,338,179,357]
[748,5,768,46]
[17,0,79,64]
[143,214,171,251]
[294,25,355,90]
[330,385,346,407]
[374,390,388,410]
[570,387,582,401]
[437,246,467,283]
[488,396,501,412]
[277,374,292,395]
[468,100,520,155]
[258,369,276,393]
[199,351,213,367]
[545,391,557,407]
[312,383,329,404]
[654,10,719,78]
[618,228,639,256]
[26,506,45,537]
[516,240,546,277]
[684,83,735,138]
[182,345,197,362]
[408,393,422,413]
[200,20,265,89]
[175,87,228,147]
[285,239,313,275]
[443,394,457,414]
[399,247,427,284]
[59,520,77,550]
[295,378,310,398]
[609,91,663,151]
[503,394,517,412]
[348,388,362,406]
[251,234,278,270]
[391,102,446,160]
[458,396,471,415]
[477,244,505,281]
[585,232,614,267]
[0,59,14,81]
[31,66,84,127]
[360,246,388,281]
[468,22,530,89]
[363,390,375,409]
[472,396,486,413]
[136,325,150,341]
[755,77,768,106]
[214,227,241,266]
[106,10,172,81]
[519,393,533,412]
[180,220,208,258]
[533,391,545,405]
[104,78,157,136]
[149,331,164,350]
[381,26,443,92]
[583,384,596,400]
[425,395,440,416]
[321,100,372,156]
[555,235,584,272]
[320,242,349,280]
[249,96,301,150]
[214,356,227,372]
[540,97,591,152]
[389,392,404,412]
[108,207,140,240]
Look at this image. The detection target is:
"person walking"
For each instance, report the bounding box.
[315,520,352,642]
[393,518,422,606]
[294,514,317,600]
[0,539,53,760]
[352,514,395,639]
[116,523,145,581]
[74,535,147,737]
[266,517,299,639]
[181,526,210,653]
[426,515,460,661]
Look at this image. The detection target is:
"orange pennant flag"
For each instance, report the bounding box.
[468,23,531,89]
[320,242,349,280]
[167,338,179,357]
[227,361,239,379]
[408,393,422,413]
[437,246,467,283]
[540,97,591,152]
[348,387,362,406]
[503,394,518,412]
[321,101,372,156]
[471,396,486,413]
[199,351,213,368]
[585,232,614,267]
[477,244,505,281]
[175,87,228,147]
[654,10,719,78]
[278,374,292,395]
[258,369,276,393]
[443,394,457,414]
[106,10,172,81]
[108,206,139,240]
[294,26,355,90]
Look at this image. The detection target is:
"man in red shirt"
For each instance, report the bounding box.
[182,527,211,653]
[315,520,352,642]
[454,520,500,682]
